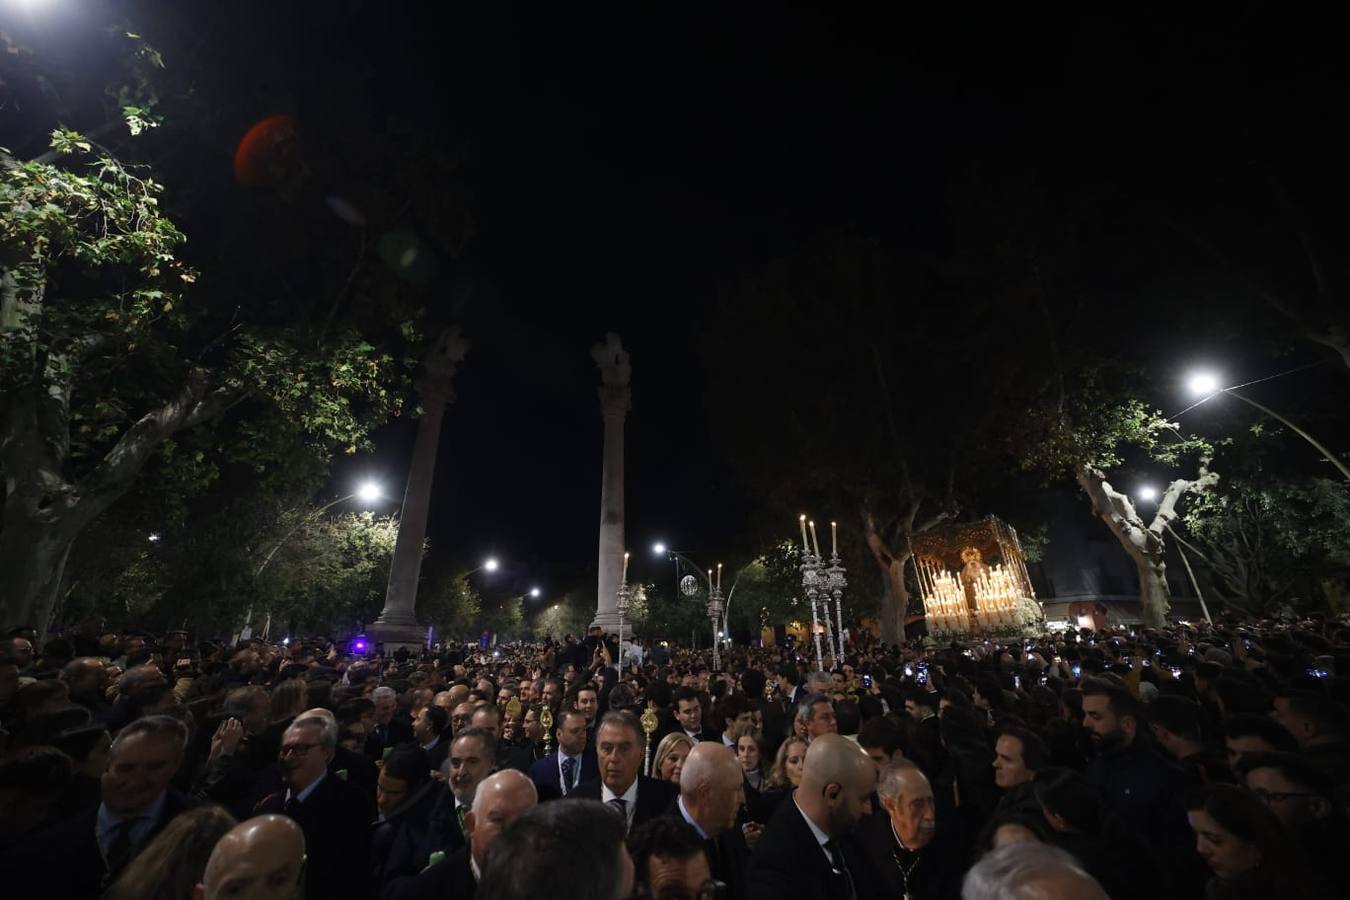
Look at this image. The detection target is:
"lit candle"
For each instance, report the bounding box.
[808,520,820,558]
[621,551,630,584]
[708,570,714,592]
[799,515,810,552]
[717,563,723,591]
[830,521,838,557]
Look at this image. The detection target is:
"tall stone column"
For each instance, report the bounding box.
[592,333,631,632]
[370,327,469,650]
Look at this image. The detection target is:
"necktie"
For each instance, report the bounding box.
[456,804,469,836]
[561,757,577,795]
[284,795,301,817]
[105,819,137,877]
[608,797,628,830]
[825,839,857,900]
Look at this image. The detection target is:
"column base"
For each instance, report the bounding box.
[591,609,622,634]
[368,610,427,653]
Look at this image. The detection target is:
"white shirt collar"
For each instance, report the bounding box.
[286,771,327,805]
[601,777,640,826]
[677,796,708,839]
[793,792,835,867]
[470,852,481,883]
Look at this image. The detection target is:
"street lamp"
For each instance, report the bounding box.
[1184,369,1350,482]
[1137,485,1158,502]
[529,587,541,598]
[652,542,667,556]
[356,481,382,503]
[254,481,383,579]
[483,557,499,573]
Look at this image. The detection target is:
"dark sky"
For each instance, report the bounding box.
[320,3,1347,601]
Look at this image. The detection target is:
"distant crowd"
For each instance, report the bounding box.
[1,613,1348,899]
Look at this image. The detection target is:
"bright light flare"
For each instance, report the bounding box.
[529,587,542,598]
[147,532,162,543]
[356,481,381,503]
[1187,371,1222,397]
[1137,486,1159,502]
[483,558,499,573]
[652,542,667,556]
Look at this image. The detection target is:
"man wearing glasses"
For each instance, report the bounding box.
[255,715,375,900]
[1238,752,1348,887]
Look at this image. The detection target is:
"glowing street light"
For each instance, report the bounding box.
[1137,486,1158,503]
[529,587,542,598]
[356,481,382,504]
[147,532,162,543]
[652,542,667,556]
[1187,371,1222,398]
[483,557,500,573]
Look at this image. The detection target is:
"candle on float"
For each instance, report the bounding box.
[621,551,630,584]
[808,521,820,558]
[717,563,723,591]
[830,521,838,557]
[708,570,714,593]
[799,515,810,552]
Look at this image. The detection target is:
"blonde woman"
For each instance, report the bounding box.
[749,735,808,824]
[106,805,237,900]
[652,732,696,784]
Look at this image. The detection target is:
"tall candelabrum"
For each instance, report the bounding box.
[799,518,848,670]
[706,584,724,672]
[800,549,827,670]
[825,551,847,660]
[615,581,632,668]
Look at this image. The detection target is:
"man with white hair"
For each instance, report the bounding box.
[962,841,1108,900]
[386,768,538,900]
[855,758,962,900]
[672,742,750,898]
[367,685,414,760]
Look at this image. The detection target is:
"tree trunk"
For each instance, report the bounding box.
[0,514,77,632]
[1135,557,1171,628]
[877,554,909,644]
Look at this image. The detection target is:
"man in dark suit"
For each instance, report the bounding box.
[255,715,375,900]
[747,733,876,900]
[367,685,415,761]
[662,686,720,744]
[470,704,532,773]
[572,710,677,833]
[0,714,202,898]
[413,705,450,771]
[384,768,539,900]
[855,758,962,900]
[670,742,752,899]
[530,709,597,799]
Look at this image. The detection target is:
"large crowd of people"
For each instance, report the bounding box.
[1,615,1347,899]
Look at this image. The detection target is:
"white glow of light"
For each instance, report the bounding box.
[530,587,541,598]
[356,481,382,503]
[1138,486,1159,502]
[652,542,667,556]
[147,532,162,543]
[1187,371,1222,397]
[484,558,499,573]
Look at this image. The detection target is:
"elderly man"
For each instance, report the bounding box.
[428,726,497,852]
[797,693,839,742]
[574,711,678,833]
[387,768,539,900]
[673,742,750,898]
[0,715,202,897]
[195,814,306,900]
[478,799,634,900]
[962,842,1108,900]
[855,758,963,900]
[747,734,874,900]
[367,685,414,760]
[254,715,373,900]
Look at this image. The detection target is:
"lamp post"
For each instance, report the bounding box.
[1185,371,1350,482]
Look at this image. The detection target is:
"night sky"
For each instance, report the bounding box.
[302,3,1350,602]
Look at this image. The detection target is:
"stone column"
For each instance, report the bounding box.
[592,333,631,632]
[370,327,469,650]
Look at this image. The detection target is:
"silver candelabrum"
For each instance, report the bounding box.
[800,547,848,670]
[706,584,724,672]
[615,581,632,668]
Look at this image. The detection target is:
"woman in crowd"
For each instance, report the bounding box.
[106,805,237,900]
[733,727,767,792]
[653,732,695,784]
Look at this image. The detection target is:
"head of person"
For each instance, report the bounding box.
[735,732,764,774]
[0,747,73,843]
[1238,752,1336,832]
[471,703,503,740]
[449,727,497,805]
[878,758,936,850]
[714,694,753,736]
[61,656,106,697]
[597,711,645,795]
[905,691,939,721]
[798,693,838,740]
[1271,691,1350,748]
[557,710,589,757]
[464,769,539,870]
[224,686,270,736]
[414,704,448,745]
[451,701,478,735]
[797,733,875,837]
[1186,783,1305,884]
[523,704,544,742]
[858,716,905,777]
[1148,696,1205,760]
[678,742,745,837]
[541,679,562,708]
[338,719,368,752]
[768,736,809,788]
[194,814,306,900]
[993,727,1049,789]
[1079,679,1138,753]
[626,816,711,900]
[1223,714,1298,770]
[672,687,702,733]
[654,732,695,784]
[805,671,833,695]
[961,841,1108,900]
[278,715,335,792]
[371,685,398,725]
[53,723,113,778]
[103,715,189,817]
[477,799,633,900]
[575,683,600,723]
[377,744,433,818]
[109,805,236,900]
[1034,768,1107,835]
[985,814,1048,852]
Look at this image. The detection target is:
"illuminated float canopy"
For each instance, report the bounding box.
[911,515,1045,640]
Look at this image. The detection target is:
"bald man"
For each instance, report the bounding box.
[195,814,305,900]
[386,768,538,900]
[747,733,875,900]
[674,742,751,899]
